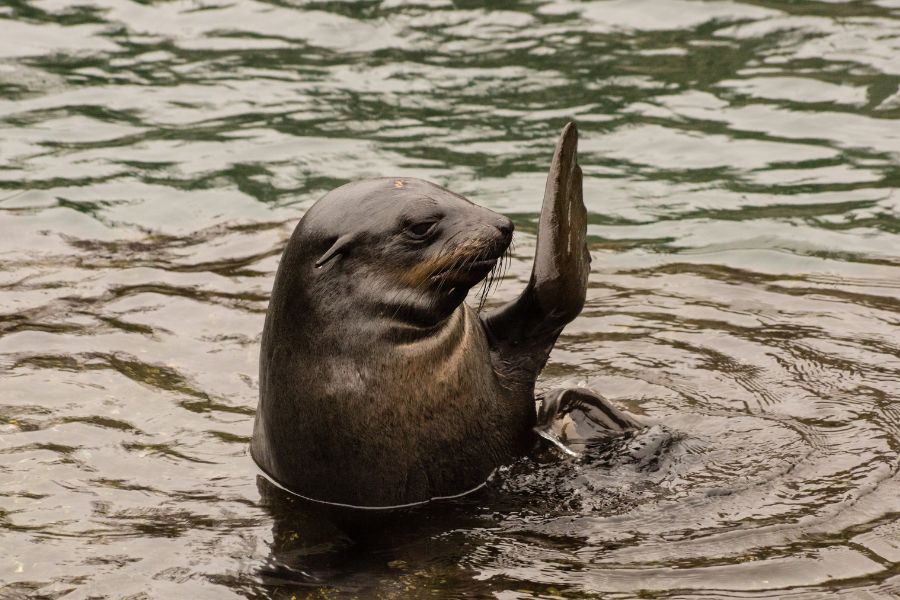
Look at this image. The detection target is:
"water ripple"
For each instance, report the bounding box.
[1,0,899,598]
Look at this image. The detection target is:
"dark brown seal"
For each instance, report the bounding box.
[250,123,638,508]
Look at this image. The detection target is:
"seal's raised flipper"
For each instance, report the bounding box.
[483,122,589,379]
[536,388,641,454]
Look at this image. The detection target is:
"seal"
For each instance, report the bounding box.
[250,122,639,508]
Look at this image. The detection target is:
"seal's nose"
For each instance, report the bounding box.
[495,216,514,240]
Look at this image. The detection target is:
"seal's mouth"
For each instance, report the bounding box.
[430,254,500,285]
[401,228,512,313]
[428,241,511,314]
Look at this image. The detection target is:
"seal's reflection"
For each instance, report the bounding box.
[255,474,490,588]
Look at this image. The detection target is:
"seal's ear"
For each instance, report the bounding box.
[315,234,353,268]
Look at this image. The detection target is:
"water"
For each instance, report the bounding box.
[1,0,899,597]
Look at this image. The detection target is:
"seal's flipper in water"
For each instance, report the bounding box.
[483,122,590,378]
[536,388,641,454]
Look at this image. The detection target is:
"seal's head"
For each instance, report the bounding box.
[279,177,513,330]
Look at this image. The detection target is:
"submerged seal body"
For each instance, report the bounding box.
[251,123,637,508]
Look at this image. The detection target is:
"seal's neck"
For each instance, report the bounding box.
[387,306,481,387]
[360,283,468,342]
[387,302,468,346]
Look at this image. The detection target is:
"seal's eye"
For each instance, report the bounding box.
[407,220,437,239]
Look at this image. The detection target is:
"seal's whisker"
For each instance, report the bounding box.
[473,244,498,313]
[504,241,513,279]
[496,244,511,291]
[479,252,503,312]
[475,231,514,312]
[476,279,491,312]
[476,252,496,310]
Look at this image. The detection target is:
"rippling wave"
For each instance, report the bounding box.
[1,0,899,598]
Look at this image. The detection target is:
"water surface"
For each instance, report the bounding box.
[1,0,899,598]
